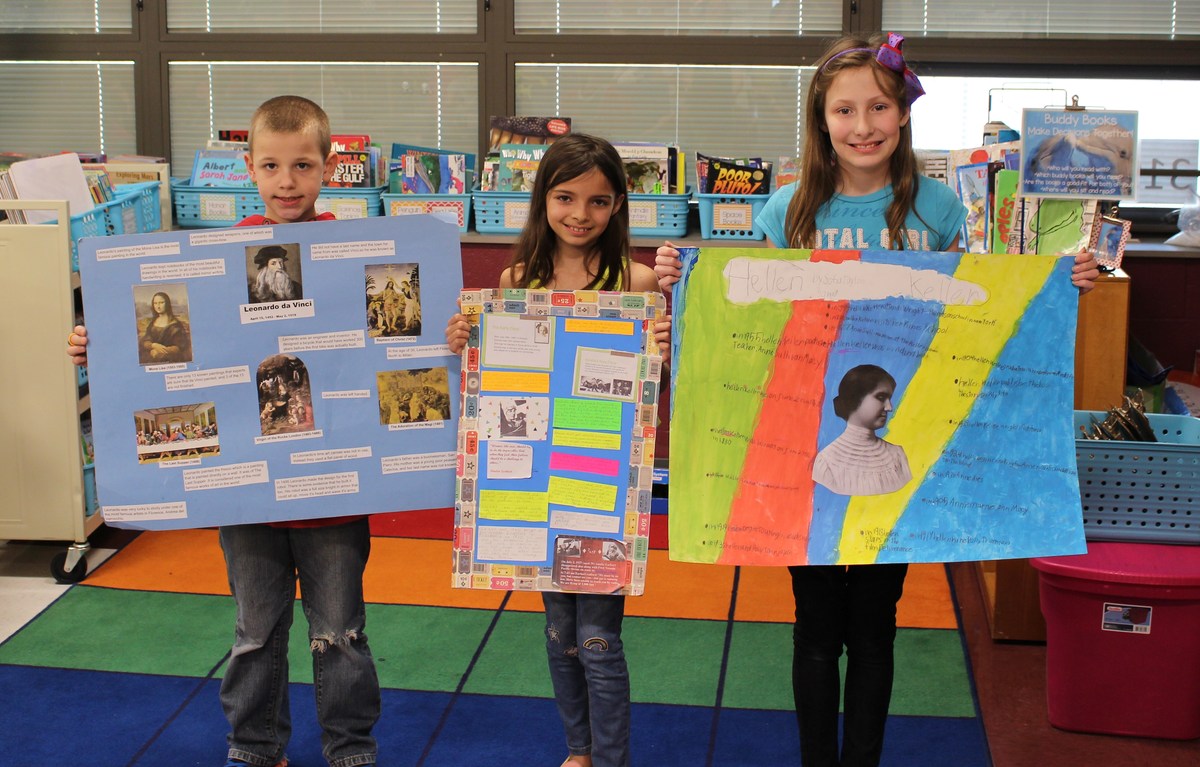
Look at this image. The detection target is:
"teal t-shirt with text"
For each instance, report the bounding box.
[755,176,967,252]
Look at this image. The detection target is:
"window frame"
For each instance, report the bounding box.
[1,0,1197,174]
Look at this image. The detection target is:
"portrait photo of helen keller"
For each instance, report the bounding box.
[812,364,912,496]
[247,243,303,303]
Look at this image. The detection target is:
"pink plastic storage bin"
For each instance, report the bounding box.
[1031,542,1200,739]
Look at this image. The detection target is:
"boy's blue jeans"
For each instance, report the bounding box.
[542,592,630,767]
[219,518,379,767]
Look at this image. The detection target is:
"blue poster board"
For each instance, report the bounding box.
[78,215,463,529]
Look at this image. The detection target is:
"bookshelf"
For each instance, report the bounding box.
[0,199,102,581]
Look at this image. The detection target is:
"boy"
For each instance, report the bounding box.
[68,95,380,767]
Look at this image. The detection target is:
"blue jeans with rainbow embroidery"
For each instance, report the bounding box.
[542,591,631,767]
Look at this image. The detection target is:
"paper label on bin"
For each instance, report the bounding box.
[1102,602,1152,634]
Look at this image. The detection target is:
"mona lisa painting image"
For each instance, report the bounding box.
[132,283,193,366]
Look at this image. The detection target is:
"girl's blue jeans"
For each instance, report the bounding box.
[542,591,631,767]
[219,518,379,767]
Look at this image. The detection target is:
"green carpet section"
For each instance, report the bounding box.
[0,586,234,676]
[463,610,554,698]
[721,624,975,717]
[368,604,499,692]
[889,629,976,718]
[625,616,726,706]
[722,622,794,710]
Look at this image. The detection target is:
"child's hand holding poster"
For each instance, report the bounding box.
[452,289,663,594]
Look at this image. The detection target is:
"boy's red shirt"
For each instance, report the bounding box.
[237,210,361,530]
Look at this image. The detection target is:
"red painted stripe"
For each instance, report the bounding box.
[717,250,860,565]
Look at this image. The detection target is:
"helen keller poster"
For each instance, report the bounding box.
[667,247,1086,567]
[77,215,463,530]
[451,289,664,595]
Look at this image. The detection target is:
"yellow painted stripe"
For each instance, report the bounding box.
[838,254,1060,562]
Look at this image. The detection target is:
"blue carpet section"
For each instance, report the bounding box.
[0,665,987,767]
[0,665,205,766]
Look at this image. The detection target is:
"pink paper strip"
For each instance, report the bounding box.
[549,452,621,477]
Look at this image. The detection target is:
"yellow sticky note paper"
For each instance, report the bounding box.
[482,371,551,393]
[564,318,634,336]
[547,476,618,512]
[479,490,549,521]
[553,429,623,450]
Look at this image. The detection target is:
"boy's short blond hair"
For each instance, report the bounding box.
[248,95,332,157]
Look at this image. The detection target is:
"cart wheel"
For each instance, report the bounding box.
[50,551,88,584]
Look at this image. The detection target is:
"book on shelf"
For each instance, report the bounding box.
[668,145,686,194]
[478,154,499,192]
[612,142,671,194]
[775,156,800,190]
[495,143,549,193]
[945,140,1020,197]
[991,168,1021,254]
[487,116,571,153]
[328,146,384,188]
[388,144,473,194]
[1017,197,1099,256]
[86,161,170,186]
[956,161,991,254]
[108,154,168,164]
[205,139,249,152]
[3,152,96,224]
[189,149,252,187]
[701,155,772,195]
[82,168,116,204]
[332,134,372,152]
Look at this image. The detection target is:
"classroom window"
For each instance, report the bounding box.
[885,0,1200,38]
[168,62,479,179]
[0,0,131,33]
[513,0,841,35]
[165,0,477,33]
[0,61,136,156]
[515,63,806,172]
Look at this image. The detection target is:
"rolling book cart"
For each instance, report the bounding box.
[0,188,162,581]
[0,200,100,582]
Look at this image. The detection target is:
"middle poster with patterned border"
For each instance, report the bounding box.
[451,289,663,595]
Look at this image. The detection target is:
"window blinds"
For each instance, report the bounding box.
[168,62,479,179]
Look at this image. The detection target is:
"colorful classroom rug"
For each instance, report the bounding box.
[0,512,988,766]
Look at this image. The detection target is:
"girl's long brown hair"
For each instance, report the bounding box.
[784,35,923,250]
[508,133,630,290]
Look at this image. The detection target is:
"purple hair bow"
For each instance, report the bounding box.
[875,32,925,106]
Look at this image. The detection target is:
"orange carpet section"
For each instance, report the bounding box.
[85,528,231,595]
[735,562,956,629]
[86,527,956,629]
